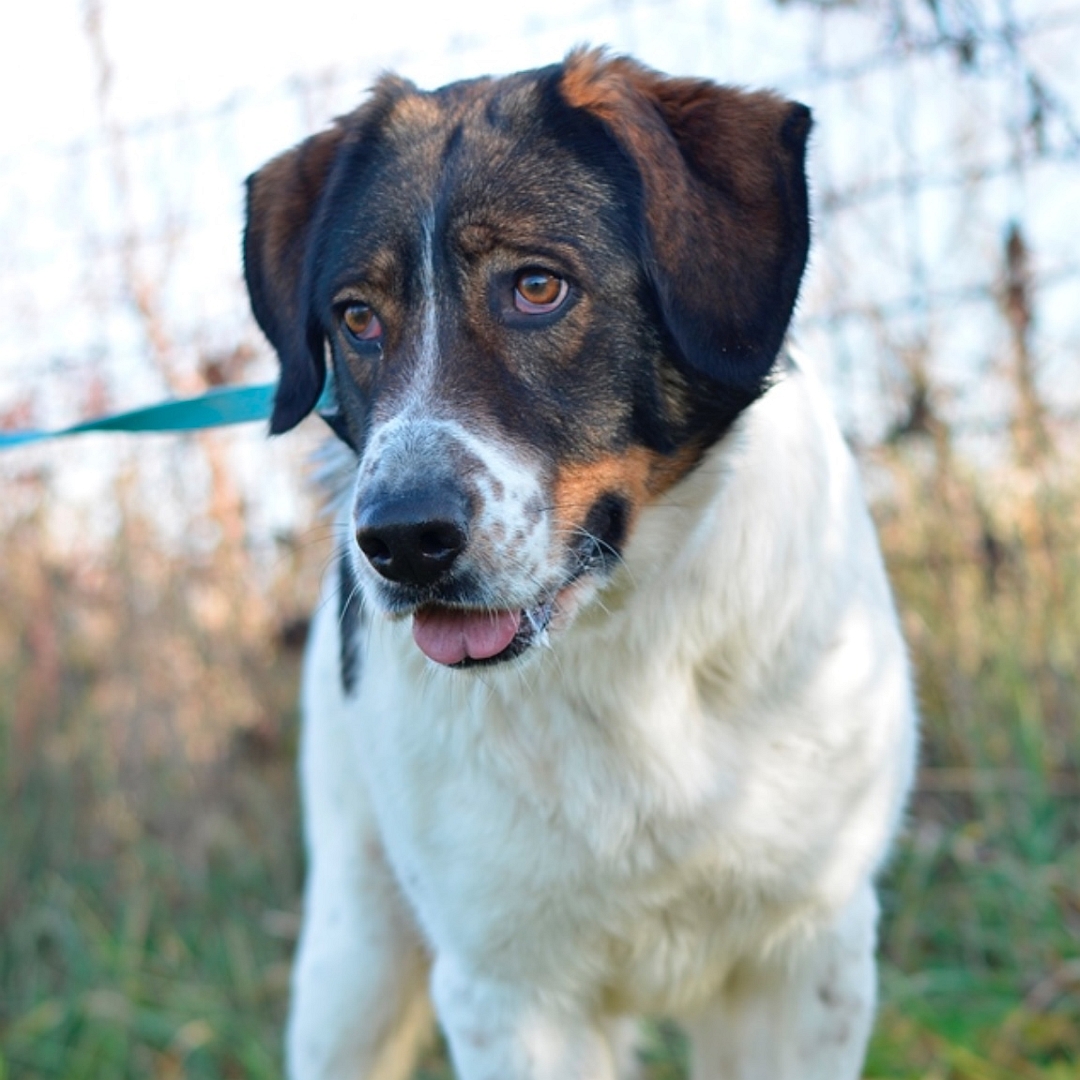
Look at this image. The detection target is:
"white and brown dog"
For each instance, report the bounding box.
[244,49,916,1080]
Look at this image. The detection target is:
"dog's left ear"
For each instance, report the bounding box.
[560,50,811,402]
[244,124,348,434]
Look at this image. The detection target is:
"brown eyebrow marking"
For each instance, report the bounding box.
[330,246,402,300]
[332,287,372,306]
[456,221,590,263]
[457,222,498,258]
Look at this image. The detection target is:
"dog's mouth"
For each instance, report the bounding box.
[411,597,556,668]
[392,501,626,669]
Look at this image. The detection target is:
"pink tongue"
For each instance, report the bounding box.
[412,607,522,665]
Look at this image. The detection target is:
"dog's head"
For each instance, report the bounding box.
[244,49,811,668]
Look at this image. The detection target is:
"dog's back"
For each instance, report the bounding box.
[244,49,916,1080]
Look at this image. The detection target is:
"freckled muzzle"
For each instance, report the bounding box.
[351,420,630,668]
[351,419,557,666]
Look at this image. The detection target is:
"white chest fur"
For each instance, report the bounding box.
[327,362,915,1019]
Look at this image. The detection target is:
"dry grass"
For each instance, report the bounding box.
[0,456,314,1079]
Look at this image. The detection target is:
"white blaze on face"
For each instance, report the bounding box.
[401,210,440,414]
[347,209,581,656]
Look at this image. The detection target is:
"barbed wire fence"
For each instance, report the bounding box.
[0,0,1078,553]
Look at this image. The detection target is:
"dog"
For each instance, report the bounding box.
[243,48,917,1080]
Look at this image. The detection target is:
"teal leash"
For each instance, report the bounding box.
[0,382,332,450]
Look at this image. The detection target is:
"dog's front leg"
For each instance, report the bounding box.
[286,598,433,1080]
[287,847,431,1080]
[431,954,619,1080]
[681,885,879,1080]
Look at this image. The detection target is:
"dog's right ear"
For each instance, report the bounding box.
[244,125,347,434]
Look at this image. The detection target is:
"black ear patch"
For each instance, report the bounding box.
[559,50,811,411]
[243,125,346,434]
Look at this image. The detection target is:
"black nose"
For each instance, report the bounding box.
[355,489,470,587]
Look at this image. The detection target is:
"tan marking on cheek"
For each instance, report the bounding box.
[550,445,699,534]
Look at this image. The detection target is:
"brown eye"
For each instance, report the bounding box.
[513,270,568,314]
[342,303,382,342]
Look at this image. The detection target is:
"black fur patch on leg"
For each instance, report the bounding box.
[338,550,366,695]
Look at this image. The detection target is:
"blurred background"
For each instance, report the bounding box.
[1,0,1078,1076]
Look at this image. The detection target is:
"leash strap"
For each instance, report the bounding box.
[0,382,334,450]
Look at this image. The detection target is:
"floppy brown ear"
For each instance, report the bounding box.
[560,50,811,403]
[244,124,348,434]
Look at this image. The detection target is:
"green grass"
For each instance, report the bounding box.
[3,756,1075,1079]
[869,798,1080,1078]
[0,725,300,1079]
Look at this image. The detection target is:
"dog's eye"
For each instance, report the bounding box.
[342,303,383,343]
[513,270,568,314]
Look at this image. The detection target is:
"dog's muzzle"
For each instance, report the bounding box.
[354,476,546,667]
